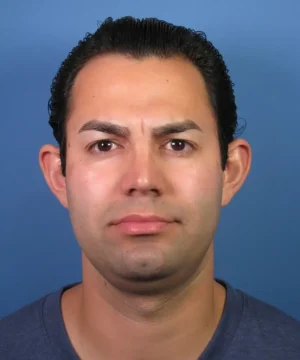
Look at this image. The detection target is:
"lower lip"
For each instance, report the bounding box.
[112,221,171,235]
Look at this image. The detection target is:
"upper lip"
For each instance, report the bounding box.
[111,214,173,225]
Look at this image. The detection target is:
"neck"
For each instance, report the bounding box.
[62,246,226,360]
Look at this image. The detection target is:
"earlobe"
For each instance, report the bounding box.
[221,139,252,206]
[39,145,68,208]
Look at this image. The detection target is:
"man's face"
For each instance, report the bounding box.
[63,55,225,293]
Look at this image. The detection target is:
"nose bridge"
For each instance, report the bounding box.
[134,144,154,186]
[132,141,156,185]
[120,139,163,196]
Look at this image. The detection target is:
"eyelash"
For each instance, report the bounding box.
[87,139,195,155]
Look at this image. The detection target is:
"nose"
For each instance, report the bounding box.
[120,149,166,198]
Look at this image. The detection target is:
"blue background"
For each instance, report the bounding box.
[1,0,299,319]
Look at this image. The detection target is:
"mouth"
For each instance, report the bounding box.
[110,214,176,236]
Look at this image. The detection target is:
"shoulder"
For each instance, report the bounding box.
[236,288,300,355]
[240,289,300,334]
[0,295,44,334]
[0,292,57,359]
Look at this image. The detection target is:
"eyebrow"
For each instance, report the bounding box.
[78,120,130,137]
[152,119,203,136]
[78,119,203,137]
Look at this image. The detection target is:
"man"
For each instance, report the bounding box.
[1,16,299,360]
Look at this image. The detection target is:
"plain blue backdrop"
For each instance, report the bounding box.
[1,0,299,320]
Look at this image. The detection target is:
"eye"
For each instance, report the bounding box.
[88,140,118,153]
[165,139,193,153]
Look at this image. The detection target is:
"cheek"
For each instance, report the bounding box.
[177,161,223,202]
[65,162,114,212]
[175,159,223,231]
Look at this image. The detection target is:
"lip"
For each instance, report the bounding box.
[112,214,172,225]
[110,214,174,235]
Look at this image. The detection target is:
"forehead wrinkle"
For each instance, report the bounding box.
[140,118,146,136]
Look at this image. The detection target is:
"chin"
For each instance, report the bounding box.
[104,261,174,295]
[122,269,169,282]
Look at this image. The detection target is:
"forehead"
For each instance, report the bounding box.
[68,54,215,130]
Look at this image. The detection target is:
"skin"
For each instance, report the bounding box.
[40,54,251,359]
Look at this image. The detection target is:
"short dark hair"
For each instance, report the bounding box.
[48,16,238,175]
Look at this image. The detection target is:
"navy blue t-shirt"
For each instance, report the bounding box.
[1,280,300,359]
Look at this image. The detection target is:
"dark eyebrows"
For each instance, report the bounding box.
[78,119,203,137]
[152,119,203,137]
[78,120,130,137]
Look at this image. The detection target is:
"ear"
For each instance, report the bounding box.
[39,144,68,208]
[221,139,252,206]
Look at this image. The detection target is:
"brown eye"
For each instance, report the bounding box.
[88,139,118,154]
[163,139,194,156]
[165,139,193,153]
[95,140,114,152]
[169,140,187,151]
